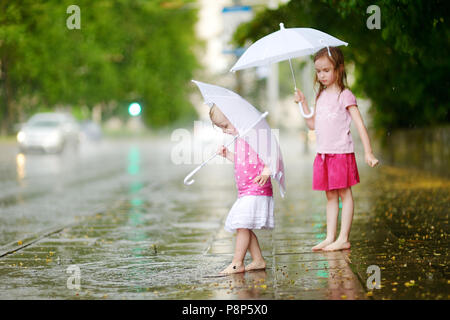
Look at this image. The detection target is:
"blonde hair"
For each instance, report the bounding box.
[209,104,224,126]
[313,46,348,101]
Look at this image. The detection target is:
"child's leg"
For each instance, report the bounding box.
[245,230,266,271]
[220,228,249,274]
[312,190,339,251]
[323,187,353,251]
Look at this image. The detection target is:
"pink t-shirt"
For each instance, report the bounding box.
[314,88,357,154]
[234,137,273,198]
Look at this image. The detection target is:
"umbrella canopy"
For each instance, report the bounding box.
[230,23,348,72]
[192,80,286,197]
[230,23,348,119]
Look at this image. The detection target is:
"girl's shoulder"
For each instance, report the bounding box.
[340,87,355,97]
[339,88,357,107]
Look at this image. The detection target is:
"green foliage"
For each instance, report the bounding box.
[0,0,199,133]
[233,0,450,132]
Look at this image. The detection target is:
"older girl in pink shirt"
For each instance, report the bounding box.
[295,46,379,252]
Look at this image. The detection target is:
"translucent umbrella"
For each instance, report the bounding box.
[185,80,286,198]
[230,23,348,118]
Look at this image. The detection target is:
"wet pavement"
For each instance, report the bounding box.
[0,133,448,299]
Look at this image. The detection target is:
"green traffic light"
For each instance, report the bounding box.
[128,102,141,116]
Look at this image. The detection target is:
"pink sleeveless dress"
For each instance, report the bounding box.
[224,137,274,233]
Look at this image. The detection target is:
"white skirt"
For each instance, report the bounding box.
[224,195,274,233]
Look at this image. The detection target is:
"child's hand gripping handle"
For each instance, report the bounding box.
[295,87,314,119]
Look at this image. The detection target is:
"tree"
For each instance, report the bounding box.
[232,0,450,132]
[0,0,200,134]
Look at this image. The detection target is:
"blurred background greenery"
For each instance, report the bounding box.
[0,0,448,136]
[233,0,449,134]
[0,0,199,135]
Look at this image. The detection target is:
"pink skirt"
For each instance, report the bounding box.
[313,153,360,191]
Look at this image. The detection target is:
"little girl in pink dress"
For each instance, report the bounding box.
[209,105,273,274]
[225,136,274,233]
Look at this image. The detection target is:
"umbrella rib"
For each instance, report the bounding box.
[205,95,239,99]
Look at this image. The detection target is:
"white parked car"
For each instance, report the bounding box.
[17,112,80,153]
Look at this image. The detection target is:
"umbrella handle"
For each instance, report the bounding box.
[183,165,203,186]
[298,101,314,119]
[183,136,236,186]
[183,146,223,186]
[293,84,314,119]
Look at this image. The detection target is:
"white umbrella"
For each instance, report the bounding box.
[230,23,348,118]
[185,80,286,198]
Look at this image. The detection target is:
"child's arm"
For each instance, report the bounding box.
[295,88,315,130]
[253,166,271,186]
[217,145,234,162]
[348,106,379,167]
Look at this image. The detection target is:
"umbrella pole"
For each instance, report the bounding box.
[289,58,314,119]
[183,111,269,186]
[288,58,298,89]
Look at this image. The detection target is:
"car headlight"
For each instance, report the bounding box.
[17,131,26,143]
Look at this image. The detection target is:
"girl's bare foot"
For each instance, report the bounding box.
[322,239,351,251]
[219,262,245,275]
[245,260,266,272]
[312,238,334,251]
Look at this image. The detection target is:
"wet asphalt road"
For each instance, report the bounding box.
[0,133,448,299]
[0,137,184,247]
